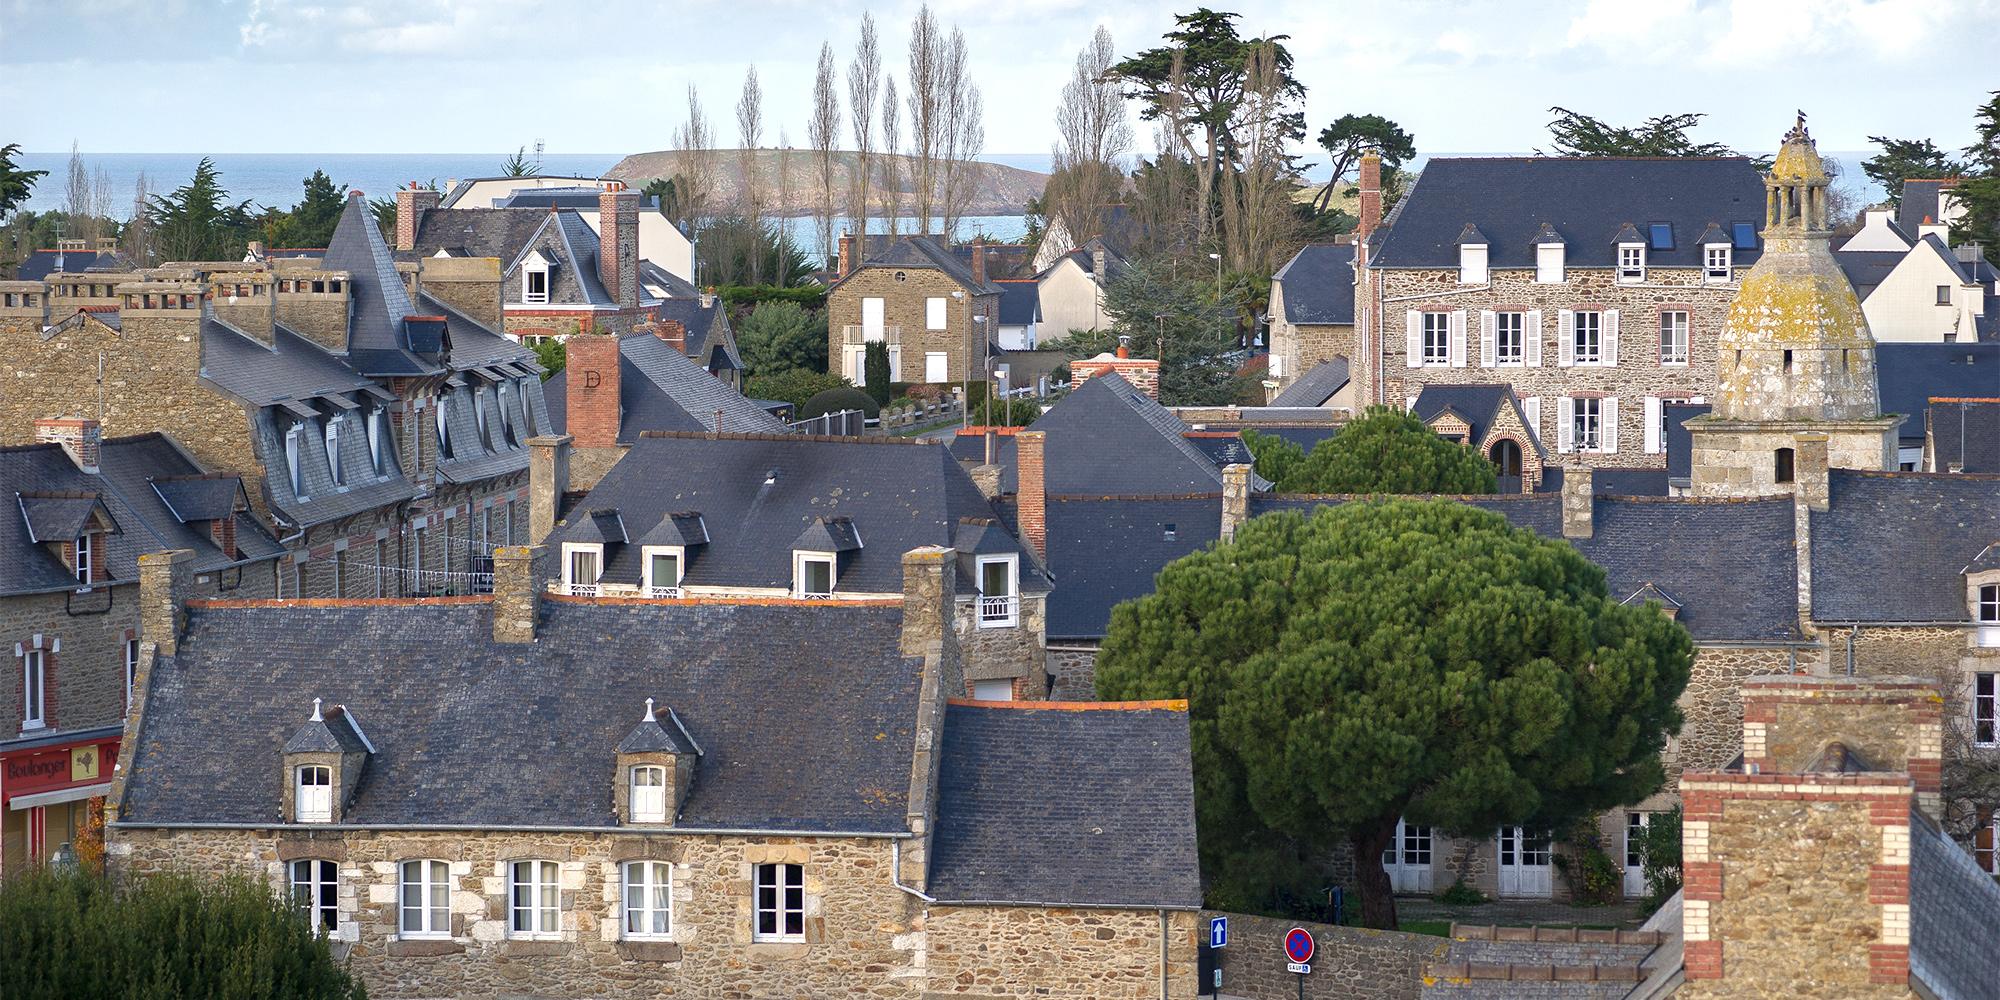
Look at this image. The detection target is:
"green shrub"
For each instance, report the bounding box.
[745,369,850,411]
[1636,807,1683,915]
[0,866,367,1000]
[1553,819,1623,905]
[802,386,879,420]
[717,284,826,310]
[528,337,564,379]
[734,300,827,377]
[1434,879,1489,906]
[863,343,892,408]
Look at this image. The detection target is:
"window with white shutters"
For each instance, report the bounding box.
[1522,397,1541,443]
[1493,312,1524,365]
[1572,312,1601,365]
[1448,310,1467,367]
[1556,397,1575,453]
[1601,397,1619,454]
[1421,313,1450,365]
[1525,310,1543,366]
[1405,310,1423,368]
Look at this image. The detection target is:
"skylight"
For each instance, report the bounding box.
[1648,223,1674,251]
[1731,222,1757,250]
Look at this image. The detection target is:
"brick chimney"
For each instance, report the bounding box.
[528,435,571,544]
[971,237,987,287]
[598,184,641,309]
[395,183,441,253]
[137,549,193,656]
[1357,150,1383,240]
[1070,350,1161,399]
[1220,463,1252,541]
[1016,430,1047,561]
[838,232,856,279]
[36,417,102,474]
[491,544,544,644]
[564,335,623,449]
[1561,465,1594,539]
[654,319,687,353]
[1738,674,1943,816]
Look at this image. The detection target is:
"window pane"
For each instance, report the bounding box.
[981,561,1009,595]
[651,554,678,586]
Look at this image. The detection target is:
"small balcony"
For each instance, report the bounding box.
[978,594,1019,628]
[842,325,901,346]
[645,586,683,599]
[558,582,599,597]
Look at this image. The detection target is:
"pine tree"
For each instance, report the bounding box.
[149,158,252,261]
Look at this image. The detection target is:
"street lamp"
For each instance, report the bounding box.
[951,291,968,427]
[1208,252,1224,346]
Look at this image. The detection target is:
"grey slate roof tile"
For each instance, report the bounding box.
[1270,358,1352,407]
[322,196,439,376]
[928,701,1200,909]
[1928,398,2000,473]
[1043,495,1221,640]
[543,332,784,441]
[1272,244,1356,326]
[1909,808,2000,998]
[1030,374,1269,494]
[1877,343,1999,442]
[1809,470,2000,622]
[150,476,245,523]
[836,236,1001,295]
[18,494,114,543]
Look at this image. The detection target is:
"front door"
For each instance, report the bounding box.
[1623,812,1650,897]
[844,345,868,385]
[1381,819,1433,894]
[1490,438,1523,494]
[862,297,886,340]
[1497,827,1552,897]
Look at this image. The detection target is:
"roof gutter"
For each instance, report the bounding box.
[109,820,913,838]
[1811,620,1972,628]
[925,895,1200,912]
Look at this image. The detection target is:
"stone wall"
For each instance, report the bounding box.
[1373,266,1735,468]
[1047,644,1099,701]
[1675,645,1804,781]
[828,267,999,385]
[1203,911,1440,1000]
[954,594,1049,699]
[109,826,1189,999]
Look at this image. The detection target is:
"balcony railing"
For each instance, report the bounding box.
[978,594,1019,627]
[841,325,901,346]
[559,582,599,597]
[645,585,683,599]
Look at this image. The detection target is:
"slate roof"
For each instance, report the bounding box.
[1412,384,1519,445]
[1369,157,1765,269]
[0,435,283,598]
[15,250,126,282]
[616,703,698,755]
[200,321,378,408]
[1909,807,2000,998]
[402,207,552,265]
[1833,248,1903,297]
[1537,467,1674,497]
[1042,495,1221,640]
[835,236,1001,295]
[543,332,783,441]
[1809,470,2000,622]
[18,494,114,542]
[284,704,372,754]
[1270,357,1353,407]
[120,600,925,832]
[545,434,1044,595]
[1029,374,1270,494]
[1928,398,2000,473]
[948,242,1038,280]
[929,701,1201,908]
[1898,179,1961,235]
[1272,244,1356,326]
[638,260,698,301]
[1877,343,2000,443]
[1664,403,1711,483]
[993,280,1040,326]
[1045,237,1131,282]
[149,476,246,523]
[323,195,441,377]
[651,296,743,372]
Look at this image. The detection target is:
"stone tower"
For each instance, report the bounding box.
[1687,114,1901,497]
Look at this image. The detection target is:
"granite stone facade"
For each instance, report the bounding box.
[827,263,999,386]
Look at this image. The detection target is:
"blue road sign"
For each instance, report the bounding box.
[1209,915,1228,948]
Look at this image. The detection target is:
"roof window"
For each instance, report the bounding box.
[1731,222,1758,250]
[1647,223,1674,250]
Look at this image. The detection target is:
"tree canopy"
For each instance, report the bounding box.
[1099,256,1248,406]
[734,299,828,378]
[1542,107,1737,158]
[258,170,346,250]
[0,143,49,220]
[1243,406,1498,494]
[1949,91,2000,265]
[1095,499,1692,927]
[1311,113,1415,214]
[1861,136,1968,208]
[149,158,253,262]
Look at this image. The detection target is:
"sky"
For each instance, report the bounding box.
[4,0,1997,161]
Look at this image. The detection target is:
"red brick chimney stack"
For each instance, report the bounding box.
[564,335,622,449]
[1357,151,1383,240]
[971,237,987,287]
[655,320,687,353]
[395,182,441,253]
[838,232,856,279]
[36,417,102,474]
[598,184,641,310]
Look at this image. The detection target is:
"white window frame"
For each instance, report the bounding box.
[1704,244,1732,282]
[472,387,490,446]
[523,267,550,304]
[434,394,451,459]
[924,351,948,383]
[1492,311,1524,366]
[324,415,343,486]
[971,678,1014,702]
[975,554,1019,629]
[622,860,673,940]
[794,552,836,598]
[21,648,45,729]
[1979,583,2000,648]
[1975,672,1996,747]
[295,764,333,823]
[1458,244,1488,284]
[925,296,948,331]
[1617,243,1646,283]
[509,860,562,939]
[496,382,515,445]
[1659,311,1690,366]
[73,531,92,584]
[1421,312,1450,366]
[1572,311,1602,365]
[124,638,139,711]
[753,862,806,943]
[630,764,668,823]
[561,542,603,596]
[365,406,386,476]
[1536,243,1564,283]
[290,858,340,934]
[398,859,452,939]
[1573,397,1603,453]
[285,420,306,497]
[641,545,685,598]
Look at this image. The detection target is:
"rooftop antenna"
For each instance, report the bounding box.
[532,140,545,173]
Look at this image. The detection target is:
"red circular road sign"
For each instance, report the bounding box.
[1283,926,1315,964]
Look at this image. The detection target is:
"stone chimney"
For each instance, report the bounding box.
[138,549,193,656]
[1092,247,1108,283]
[900,546,958,657]
[1738,674,1942,817]
[528,435,572,544]
[1221,463,1253,541]
[564,335,622,448]
[1561,465,1594,540]
[598,185,641,309]
[838,232,856,279]
[395,183,441,253]
[1792,432,1830,511]
[971,237,987,287]
[1357,150,1383,240]
[899,545,961,892]
[491,544,543,644]
[36,417,102,474]
[1919,219,1948,244]
[1016,430,1047,561]
[210,271,277,347]
[654,319,687,353]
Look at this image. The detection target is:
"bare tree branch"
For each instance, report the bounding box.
[808,42,842,266]
[846,13,881,244]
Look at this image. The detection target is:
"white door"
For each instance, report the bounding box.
[1497,827,1552,897]
[1381,819,1433,894]
[925,352,948,383]
[862,297,886,340]
[1623,812,1650,897]
[844,345,869,385]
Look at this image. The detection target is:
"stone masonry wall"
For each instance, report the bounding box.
[1675,645,1803,782]
[829,267,999,385]
[1374,266,1736,467]
[1204,911,1440,1000]
[110,826,1188,999]
[954,594,1048,699]
[1047,644,1099,701]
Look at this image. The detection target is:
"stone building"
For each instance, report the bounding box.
[107,545,1201,1000]
[1266,242,1358,406]
[1358,152,1765,470]
[0,192,552,600]
[435,175,697,283]
[536,431,1053,701]
[1410,384,1546,493]
[825,234,1003,388]
[0,429,282,874]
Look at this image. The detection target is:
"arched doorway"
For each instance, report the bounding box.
[1490,439,1523,494]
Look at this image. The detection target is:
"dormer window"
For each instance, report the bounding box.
[434,394,451,459]
[473,386,491,447]
[365,406,387,476]
[791,517,858,598]
[1536,243,1565,284]
[630,765,667,822]
[496,381,515,445]
[1978,582,2000,647]
[642,546,684,598]
[561,542,603,596]
[295,764,332,822]
[1458,243,1487,284]
[285,421,306,497]
[1705,244,1732,281]
[522,250,551,304]
[1618,244,1646,283]
[324,415,343,486]
[796,554,835,598]
[73,531,95,585]
[976,554,1019,628]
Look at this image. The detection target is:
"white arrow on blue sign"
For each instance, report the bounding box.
[1208,915,1228,948]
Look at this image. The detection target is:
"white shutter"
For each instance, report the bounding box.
[1523,397,1542,444]
[1525,310,1543,367]
[1479,310,1496,367]
[1556,397,1575,453]
[1557,310,1575,367]
[1449,310,1467,368]
[1603,397,1620,454]
[1405,396,1418,412]
[1643,396,1662,454]
[1604,309,1620,367]
[1405,310,1422,368]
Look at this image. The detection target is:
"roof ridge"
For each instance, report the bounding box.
[1836,468,2000,482]
[945,698,1189,712]
[99,431,168,446]
[636,430,933,446]
[1048,492,1223,502]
